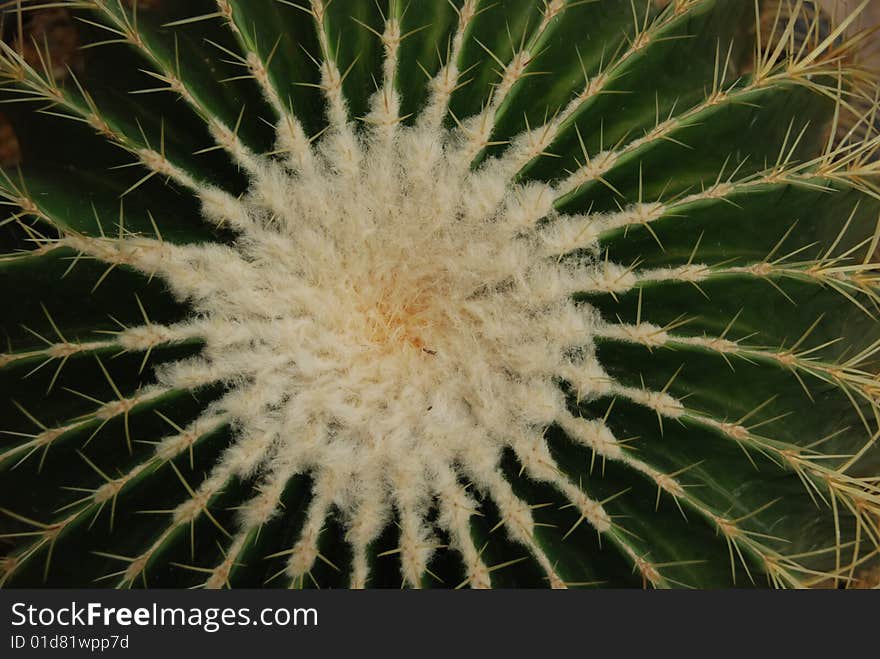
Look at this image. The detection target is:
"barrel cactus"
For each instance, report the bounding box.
[1,0,879,589]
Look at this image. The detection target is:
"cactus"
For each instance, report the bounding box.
[1,0,880,589]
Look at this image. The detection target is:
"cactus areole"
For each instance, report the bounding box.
[1,0,880,589]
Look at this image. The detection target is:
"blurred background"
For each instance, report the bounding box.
[818,0,880,67]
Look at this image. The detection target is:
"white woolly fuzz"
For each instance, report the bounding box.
[98,77,687,586]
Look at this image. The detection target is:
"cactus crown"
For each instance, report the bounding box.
[1,0,880,588]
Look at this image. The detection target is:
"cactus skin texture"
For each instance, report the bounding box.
[1,0,880,590]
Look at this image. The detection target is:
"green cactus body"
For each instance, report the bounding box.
[1,0,879,589]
